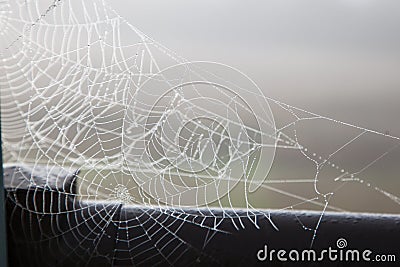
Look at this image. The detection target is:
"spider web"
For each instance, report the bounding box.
[1,0,400,266]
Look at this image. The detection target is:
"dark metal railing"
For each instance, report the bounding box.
[3,165,400,266]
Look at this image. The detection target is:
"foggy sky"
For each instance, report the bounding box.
[111,0,400,136]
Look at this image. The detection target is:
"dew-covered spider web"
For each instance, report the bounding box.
[1,0,400,266]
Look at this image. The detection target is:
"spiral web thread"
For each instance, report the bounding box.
[1,0,400,265]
